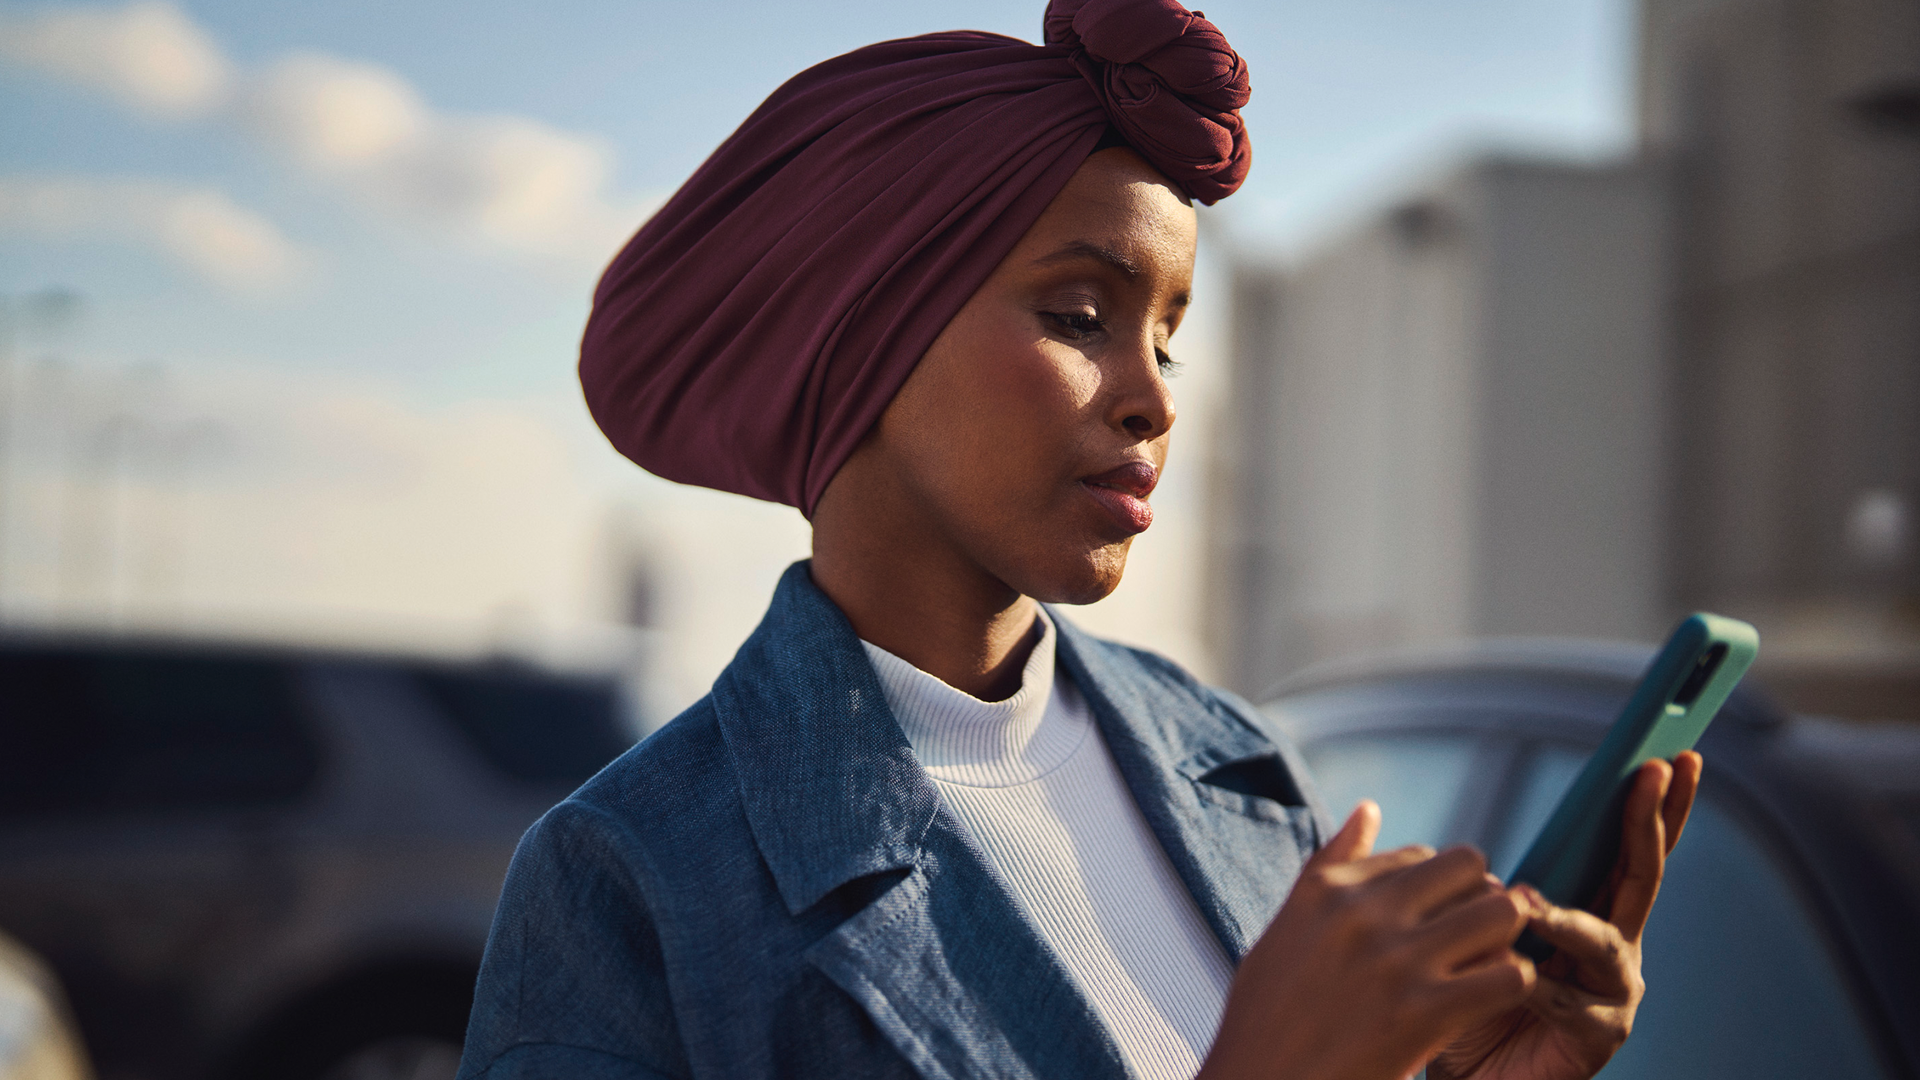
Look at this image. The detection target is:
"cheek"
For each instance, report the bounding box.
[960,330,1096,474]
[875,318,1137,602]
[901,332,1093,503]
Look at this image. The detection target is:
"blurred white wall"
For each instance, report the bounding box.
[1210,156,1671,694]
[0,239,1236,727]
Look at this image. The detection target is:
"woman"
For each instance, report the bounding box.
[459,2,1700,1078]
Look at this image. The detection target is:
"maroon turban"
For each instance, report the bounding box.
[581,0,1251,513]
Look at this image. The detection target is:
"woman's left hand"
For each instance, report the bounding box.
[1427,750,1702,1080]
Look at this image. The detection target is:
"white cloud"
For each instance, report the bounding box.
[0,0,229,117]
[449,116,634,256]
[245,52,654,259]
[0,176,304,291]
[0,2,657,264]
[250,53,428,168]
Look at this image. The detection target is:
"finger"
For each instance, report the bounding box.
[1322,843,1437,888]
[1413,887,1530,971]
[1428,947,1536,1028]
[1663,751,1703,855]
[1515,885,1635,999]
[1368,845,1498,919]
[1315,800,1381,864]
[1605,759,1672,940]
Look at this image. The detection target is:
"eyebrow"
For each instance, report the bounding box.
[1032,240,1143,279]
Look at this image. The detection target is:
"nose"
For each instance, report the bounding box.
[1109,335,1175,441]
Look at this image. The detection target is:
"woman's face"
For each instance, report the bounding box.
[863,147,1198,605]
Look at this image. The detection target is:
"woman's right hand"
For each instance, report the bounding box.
[1197,802,1537,1080]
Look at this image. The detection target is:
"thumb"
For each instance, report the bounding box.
[1317,799,1381,864]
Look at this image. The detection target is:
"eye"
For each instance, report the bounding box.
[1043,311,1105,340]
[1156,347,1182,376]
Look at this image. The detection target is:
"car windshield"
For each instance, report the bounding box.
[1299,733,1483,850]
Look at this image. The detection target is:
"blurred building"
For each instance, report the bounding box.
[1641,0,1920,660]
[1209,160,1669,694]
[1213,0,1920,713]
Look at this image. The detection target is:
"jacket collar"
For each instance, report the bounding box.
[710,564,1130,1079]
[708,563,1314,1078]
[709,561,941,915]
[1050,611,1317,958]
[1049,609,1276,778]
[711,562,1311,951]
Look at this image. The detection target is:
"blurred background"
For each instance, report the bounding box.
[3,0,1912,721]
[1,0,1916,1077]
[1208,0,1920,721]
[1,0,1665,718]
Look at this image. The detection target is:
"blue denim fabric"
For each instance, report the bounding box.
[459,562,1328,1080]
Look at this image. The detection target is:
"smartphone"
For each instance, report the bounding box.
[1506,612,1758,960]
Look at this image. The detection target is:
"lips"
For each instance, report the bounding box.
[1081,460,1158,535]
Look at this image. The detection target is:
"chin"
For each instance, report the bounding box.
[1015,539,1132,606]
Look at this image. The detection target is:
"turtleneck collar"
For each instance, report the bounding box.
[861,607,1093,788]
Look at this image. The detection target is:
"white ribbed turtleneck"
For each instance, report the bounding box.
[861,610,1232,1080]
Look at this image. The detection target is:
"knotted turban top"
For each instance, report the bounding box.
[581,0,1251,514]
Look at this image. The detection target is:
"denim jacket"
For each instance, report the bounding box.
[459,562,1328,1080]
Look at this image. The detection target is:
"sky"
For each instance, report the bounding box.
[0,0,1637,719]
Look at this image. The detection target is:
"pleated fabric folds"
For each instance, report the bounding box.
[580,0,1250,512]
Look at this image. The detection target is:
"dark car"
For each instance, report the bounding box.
[1262,642,1920,1080]
[0,634,640,1080]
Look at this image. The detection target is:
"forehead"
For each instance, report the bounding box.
[1018,149,1198,278]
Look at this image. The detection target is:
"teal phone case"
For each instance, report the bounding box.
[1507,612,1758,960]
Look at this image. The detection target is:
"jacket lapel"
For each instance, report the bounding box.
[805,819,1130,1080]
[711,563,1127,1080]
[1051,612,1325,960]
